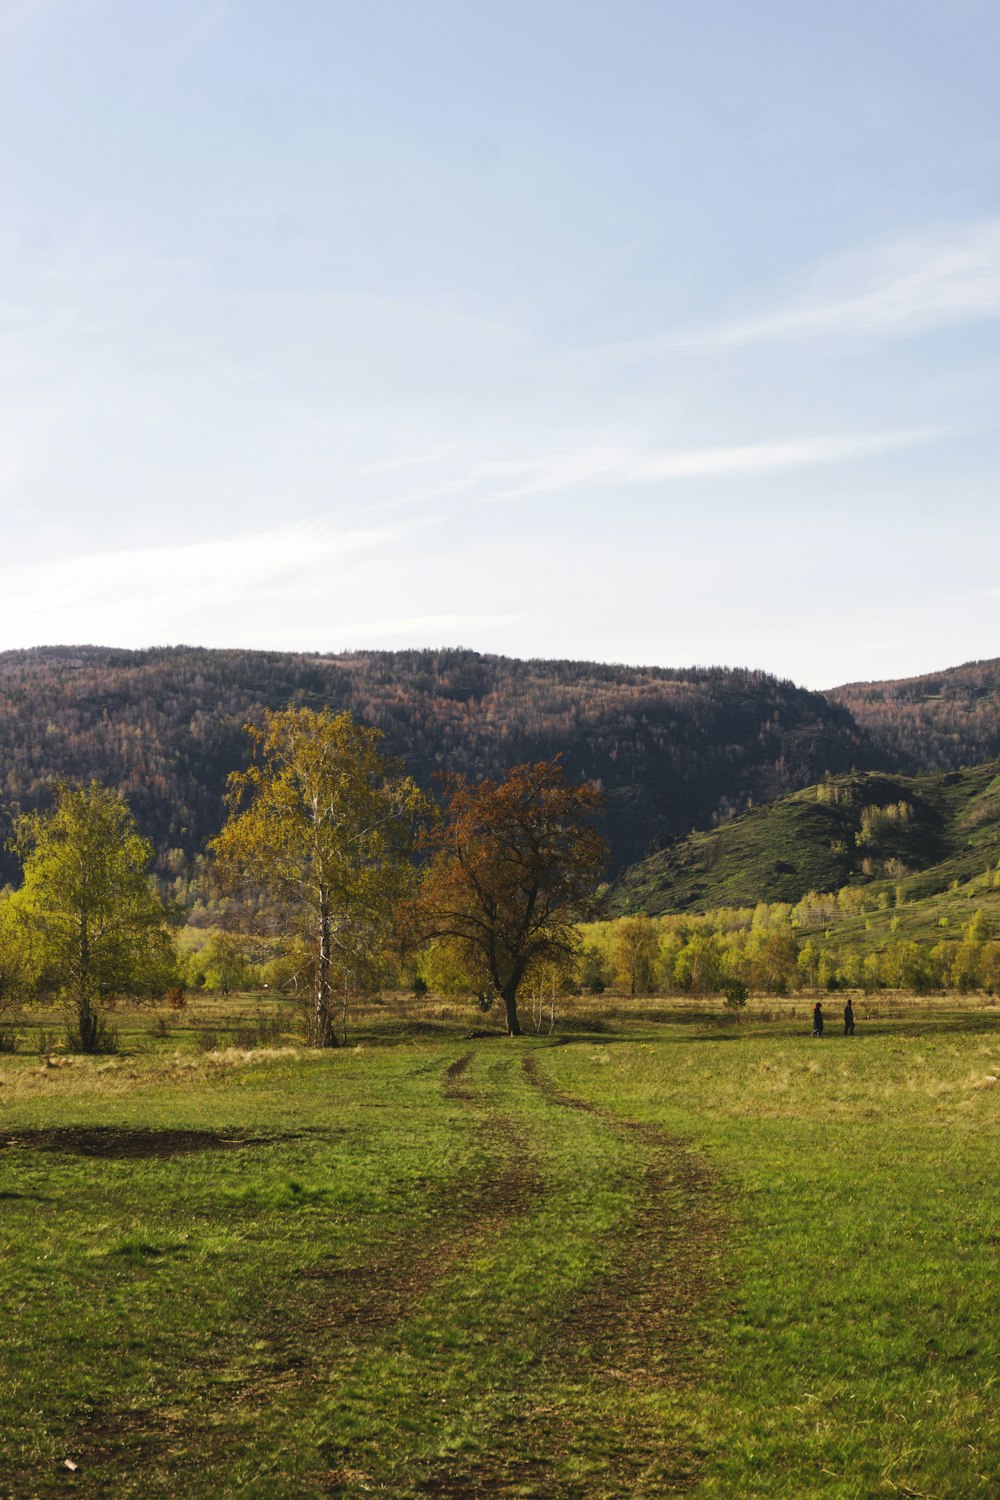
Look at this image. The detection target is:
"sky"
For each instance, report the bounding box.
[1,0,999,688]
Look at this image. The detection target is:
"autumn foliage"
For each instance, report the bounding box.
[410,758,607,1035]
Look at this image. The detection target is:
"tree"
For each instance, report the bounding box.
[0,890,33,1013]
[8,782,178,1052]
[411,758,606,1036]
[748,928,801,996]
[613,916,660,996]
[674,933,724,994]
[210,708,426,1046]
[884,939,935,995]
[578,941,610,995]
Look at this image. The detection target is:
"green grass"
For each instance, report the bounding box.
[2,993,1000,1494]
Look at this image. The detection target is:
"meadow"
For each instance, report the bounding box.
[2,991,1000,1497]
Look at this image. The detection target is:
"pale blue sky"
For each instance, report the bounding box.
[1,0,999,685]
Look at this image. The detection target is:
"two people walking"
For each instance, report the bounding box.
[812,999,855,1036]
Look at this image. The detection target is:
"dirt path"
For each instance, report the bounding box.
[307,1052,540,1341]
[415,1049,727,1499]
[66,1050,545,1495]
[519,1049,727,1495]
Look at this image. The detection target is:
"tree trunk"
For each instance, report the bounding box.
[77,995,99,1053]
[314,899,339,1046]
[77,914,99,1053]
[502,985,522,1037]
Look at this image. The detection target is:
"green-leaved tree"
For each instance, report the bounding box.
[9,782,178,1051]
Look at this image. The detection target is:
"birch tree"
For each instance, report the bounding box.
[211,708,426,1046]
[9,782,177,1052]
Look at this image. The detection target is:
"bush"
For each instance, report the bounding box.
[0,1026,18,1053]
[196,1029,218,1053]
[723,979,749,1016]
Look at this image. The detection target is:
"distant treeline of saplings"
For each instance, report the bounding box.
[176,904,1000,1004]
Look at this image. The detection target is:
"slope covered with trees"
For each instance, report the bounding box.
[0,645,874,882]
[830,658,1000,772]
[610,759,1000,915]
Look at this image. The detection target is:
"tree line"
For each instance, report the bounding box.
[576,909,1000,1000]
[0,708,607,1049]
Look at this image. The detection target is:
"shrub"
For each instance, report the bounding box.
[723,979,749,1016]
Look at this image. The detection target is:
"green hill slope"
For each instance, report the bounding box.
[610,760,1000,915]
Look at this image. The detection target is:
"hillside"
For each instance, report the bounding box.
[0,645,874,884]
[610,759,1000,915]
[830,658,1000,772]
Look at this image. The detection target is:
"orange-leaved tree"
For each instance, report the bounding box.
[411,758,606,1036]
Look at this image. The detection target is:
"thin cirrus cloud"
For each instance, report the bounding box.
[660,218,1000,350]
[460,426,949,502]
[0,518,445,648]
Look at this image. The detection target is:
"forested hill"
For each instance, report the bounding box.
[830,658,1000,772]
[609,759,1000,917]
[0,645,875,883]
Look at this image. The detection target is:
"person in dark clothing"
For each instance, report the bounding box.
[812,1001,824,1037]
[844,998,855,1036]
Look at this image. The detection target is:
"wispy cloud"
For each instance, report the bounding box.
[665,219,1000,349]
[362,427,947,517]
[0,518,442,648]
[464,426,947,501]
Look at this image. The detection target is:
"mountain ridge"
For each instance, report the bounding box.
[0,643,874,883]
[2,642,999,895]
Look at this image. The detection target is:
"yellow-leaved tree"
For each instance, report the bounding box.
[210,708,427,1046]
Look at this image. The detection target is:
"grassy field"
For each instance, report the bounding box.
[2,992,1000,1496]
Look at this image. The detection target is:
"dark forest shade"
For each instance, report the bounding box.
[0,644,875,882]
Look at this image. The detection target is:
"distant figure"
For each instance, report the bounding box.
[812,1001,824,1037]
[844,998,855,1036]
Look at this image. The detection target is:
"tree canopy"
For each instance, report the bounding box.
[411,758,606,1035]
[210,707,427,1045]
[8,780,178,1051]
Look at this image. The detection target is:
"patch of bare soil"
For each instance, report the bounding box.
[442,1049,473,1098]
[0,1127,275,1159]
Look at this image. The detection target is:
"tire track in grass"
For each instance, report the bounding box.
[63,1050,544,1496]
[302,1051,538,1341]
[517,1048,728,1496]
[412,1048,724,1500]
